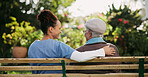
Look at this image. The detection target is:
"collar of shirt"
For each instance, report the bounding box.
[85,37,105,45]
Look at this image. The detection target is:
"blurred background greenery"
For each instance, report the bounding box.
[0,0,148,57]
[0,0,148,74]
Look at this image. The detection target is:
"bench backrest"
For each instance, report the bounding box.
[0,56,148,77]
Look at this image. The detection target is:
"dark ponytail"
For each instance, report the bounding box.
[37,10,58,34]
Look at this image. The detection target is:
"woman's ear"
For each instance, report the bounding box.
[47,27,53,34]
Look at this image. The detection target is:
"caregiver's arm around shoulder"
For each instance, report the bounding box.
[70,46,115,62]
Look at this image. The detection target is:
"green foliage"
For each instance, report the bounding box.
[0,0,76,58]
[34,0,75,24]
[2,17,43,48]
[105,4,148,56]
[0,0,37,58]
[106,4,142,30]
[59,27,86,49]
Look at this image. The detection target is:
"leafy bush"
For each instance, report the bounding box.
[105,4,148,56]
[59,27,86,49]
[2,17,43,48]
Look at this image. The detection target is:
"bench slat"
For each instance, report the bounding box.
[0,64,148,71]
[0,56,148,63]
[0,73,148,77]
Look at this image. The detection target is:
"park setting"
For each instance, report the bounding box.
[0,0,148,77]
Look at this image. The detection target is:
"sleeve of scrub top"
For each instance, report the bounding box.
[58,41,75,58]
[70,48,105,62]
[58,41,105,62]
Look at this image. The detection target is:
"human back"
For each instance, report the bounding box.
[76,42,120,73]
[28,39,74,58]
[28,39,74,73]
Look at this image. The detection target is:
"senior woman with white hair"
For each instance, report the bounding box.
[67,18,121,74]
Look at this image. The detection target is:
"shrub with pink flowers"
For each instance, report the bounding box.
[106,4,142,30]
[105,4,148,56]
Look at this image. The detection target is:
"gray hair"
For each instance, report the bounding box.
[85,27,104,38]
[91,31,104,38]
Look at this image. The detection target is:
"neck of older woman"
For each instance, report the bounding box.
[41,34,54,40]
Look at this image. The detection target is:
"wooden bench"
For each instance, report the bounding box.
[0,56,148,77]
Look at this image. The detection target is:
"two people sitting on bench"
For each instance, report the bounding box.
[28,10,116,74]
